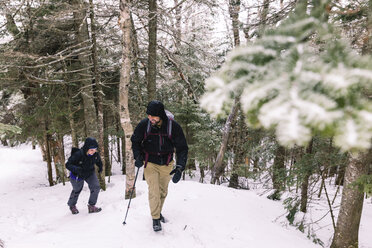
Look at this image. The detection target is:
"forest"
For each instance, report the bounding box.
[1,0,372,247]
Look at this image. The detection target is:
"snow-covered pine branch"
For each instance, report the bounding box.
[201,11,372,152]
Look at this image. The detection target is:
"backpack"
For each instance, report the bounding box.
[143,110,174,167]
[68,147,83,180]
[71,147,80,156]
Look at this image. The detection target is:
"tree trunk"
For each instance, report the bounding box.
[199,165,205,183]
[318,170,326,198]
[44,121,54,186]
[5,12,20,37]
[335,165,346,186]
[300,138,314,213]
[116,113,122,165]
[211,101,239,184]
[65,85,79,148]
[362,0,372,55]
[253,157,259,173]
[272,144,286,191]
[121,135,126,175]
[38,138,47,161]
[89,0,106,190]
[257,0,270,37]
[119,0,136,199]
[174,0,182,49]
[130,14,143,112]
[212,0,241,185]
[184,101,195,170]
[331,1,372,244]
[229,0,240,46]
[72,0,98,138]
[103,109,111,176]
[319,138,333,197]
[58,134,67,185]
[147,0,157,101]
[331,151,368,248]
[50,136,62,184]
[228,107,246,189]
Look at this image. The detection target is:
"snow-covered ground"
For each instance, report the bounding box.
[0,144,371,248]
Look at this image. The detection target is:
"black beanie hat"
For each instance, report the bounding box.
[146,100,167,120]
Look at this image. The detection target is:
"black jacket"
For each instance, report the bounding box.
[131,102,188,169]
[65,137,103,179]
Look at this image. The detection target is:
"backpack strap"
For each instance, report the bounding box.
[167,119,172,140]
[144,119,152,140]
[144,118,173,140]
[144,152,149,168]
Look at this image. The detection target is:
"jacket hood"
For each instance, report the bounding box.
[82,137,99,153]
[146,100,168,121]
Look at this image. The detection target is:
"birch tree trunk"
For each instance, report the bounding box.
[131,14,143,111]
[119,0,136,199]
[89,0,106,190]
[147,0,157,101]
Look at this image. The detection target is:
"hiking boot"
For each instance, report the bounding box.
[160,213,166,223]
[152,219,162,232]
[69,205,79,215]
[88,204,102,213]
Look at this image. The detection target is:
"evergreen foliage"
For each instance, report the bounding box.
[201,2,372,152]
[0,123,21,135]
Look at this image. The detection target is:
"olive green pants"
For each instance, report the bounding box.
[144,161,174,219]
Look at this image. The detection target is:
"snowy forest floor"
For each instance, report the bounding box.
[0,144,371,248]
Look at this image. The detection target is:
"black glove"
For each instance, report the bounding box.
[170,165,183,183]
[135,160,144,168]
[98,167,103,173]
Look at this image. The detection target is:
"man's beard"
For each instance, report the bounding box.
[151,119,161,126]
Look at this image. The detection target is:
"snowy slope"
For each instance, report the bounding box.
[0,144,369,248]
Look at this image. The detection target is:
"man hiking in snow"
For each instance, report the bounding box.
[131,100,188,232]
[65,137,103,215]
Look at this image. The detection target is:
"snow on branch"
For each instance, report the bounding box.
[201,5,372,152]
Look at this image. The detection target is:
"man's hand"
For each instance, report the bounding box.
[135,160,144,168]
[170,165,184,183]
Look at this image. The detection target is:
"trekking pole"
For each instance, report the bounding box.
[123,167,140,225]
